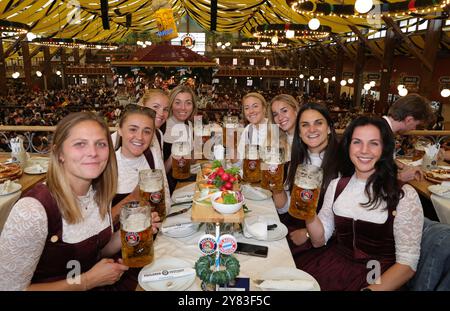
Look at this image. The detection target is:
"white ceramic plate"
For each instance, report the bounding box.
[244,215,288,242]
[138,257,195,291]
[161,222,199,238]
[428,184,450,199]
[258,267,320,291]
[0,182,22,196]
[24,165,48,175]
[241,185,272,201]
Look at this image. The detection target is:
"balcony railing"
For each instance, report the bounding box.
[0,125,448,154]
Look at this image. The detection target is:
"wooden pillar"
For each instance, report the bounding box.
[378,28,396,114]
[0,37,7,95]
[43,46,51,90]
[353,42,366,108]
[60,48,66,89]
[333,46,344,106]
[419,18,443,99]
[21,41,32,88]
[73,48,80,65]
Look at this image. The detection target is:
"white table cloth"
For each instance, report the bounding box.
[151,183,296,291]
[430,194,450,225]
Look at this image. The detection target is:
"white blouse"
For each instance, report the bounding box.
[318,175,423,271]
[116,148,150,194]
[115,144,171,213]
[0,187,112,291]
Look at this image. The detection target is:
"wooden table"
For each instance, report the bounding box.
[408,179,433,199]
[0,153,47,193]
[0,153,48,233]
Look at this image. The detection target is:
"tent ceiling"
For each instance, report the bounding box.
[0,0,447,44]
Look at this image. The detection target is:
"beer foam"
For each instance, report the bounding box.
[141,179,163,192]
[298,179,319,189]
[123,213,150,232]
[248,147,258,160]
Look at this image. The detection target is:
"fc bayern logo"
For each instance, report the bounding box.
[125,232,140,246]
[178,157,186,167]
[150,191,162,203]
[300,189,313,202]
[248,160,257,170]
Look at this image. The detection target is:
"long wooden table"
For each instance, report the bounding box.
[0,153,47,193]
[0,153,47,233]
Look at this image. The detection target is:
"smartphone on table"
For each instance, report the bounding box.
[235,242,268,258]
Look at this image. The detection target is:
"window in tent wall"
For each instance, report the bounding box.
[249,59,254,66]
[265,58,270,66]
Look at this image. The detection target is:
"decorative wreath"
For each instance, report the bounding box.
[195,254,240,285]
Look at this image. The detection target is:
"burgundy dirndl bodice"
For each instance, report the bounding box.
[295,177,397,291]
[26,183,138,291]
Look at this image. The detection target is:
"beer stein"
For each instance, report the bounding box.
[288,164,323,220]
[261,147,285,192]
[243,144,261,183]
[139,169,166,220]
[171,141,191,179]
[120,201,154,268]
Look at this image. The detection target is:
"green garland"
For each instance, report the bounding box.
[195,254,240,285]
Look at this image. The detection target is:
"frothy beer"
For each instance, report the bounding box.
[288,164,323,220]
[261,147,285,191]
[243,145,261,183]
[261,162,284,192]
[140,175,166,220]
[172,141,191,179]
[120,204,154,268]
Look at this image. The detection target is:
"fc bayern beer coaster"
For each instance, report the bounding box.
[198,234,217,255]
[217,234,237,255]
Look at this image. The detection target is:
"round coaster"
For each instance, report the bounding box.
[198,234,217,255]
[217,234,237,255]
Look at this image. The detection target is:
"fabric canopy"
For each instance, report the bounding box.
[0,0,447,44]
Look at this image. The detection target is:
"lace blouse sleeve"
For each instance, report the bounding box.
[394,184,424,271]
[0,197,48,291]
[317,179,338,243]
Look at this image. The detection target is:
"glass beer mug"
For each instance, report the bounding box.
[171,141,191,179]
[261,147,285,192]
[139,169,166,220]
[120,201,154,268]
[243,144,261,183]
[288,164,323,220]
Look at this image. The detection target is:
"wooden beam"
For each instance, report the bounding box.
[309,49,326,67]
[3,34,26,58]
[382,16,433,72]
[379,27,396,114]
[42,46,51,90]
[21,41,32,88]
[319,43,335,60]
[331,34,355,59]
[29,46,43,59]
[348,25,384,62]
[0,37,7,95]
[73,48,80,65]
[333,45,344,106]
[419,18,443,98]
[353,42,366,108]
